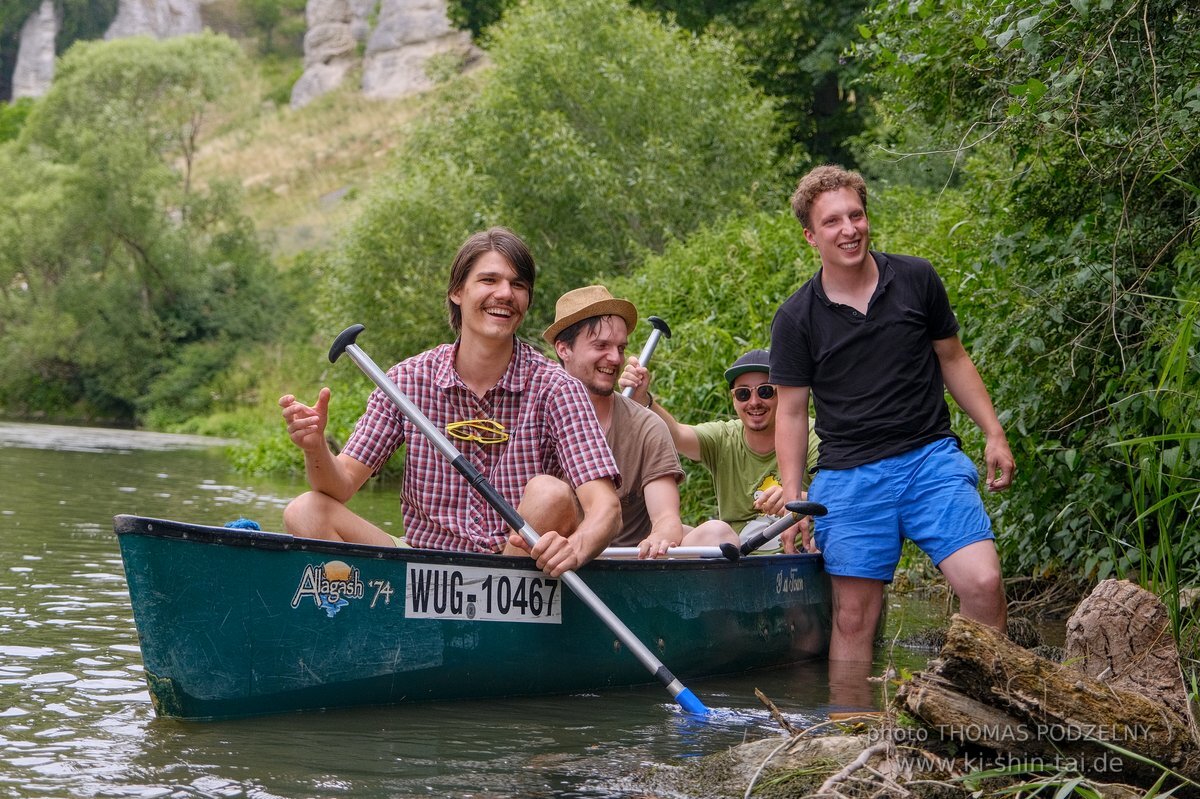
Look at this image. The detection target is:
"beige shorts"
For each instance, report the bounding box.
[738,515,784,555]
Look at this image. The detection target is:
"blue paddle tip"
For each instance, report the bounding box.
[675,688,711,717]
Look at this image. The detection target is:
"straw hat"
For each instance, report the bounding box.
[542,286,638,345]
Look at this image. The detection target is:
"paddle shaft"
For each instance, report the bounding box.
[331,326,709,715]
[738,500,828,556]
[620,317,670,399]
[602,545,734,560]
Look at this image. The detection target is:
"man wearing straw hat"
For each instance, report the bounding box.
[278,228,621,577]
[545,285,692,558]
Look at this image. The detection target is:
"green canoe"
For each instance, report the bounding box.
[114,514,831,720]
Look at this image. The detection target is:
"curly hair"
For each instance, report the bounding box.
[790,165,868,229]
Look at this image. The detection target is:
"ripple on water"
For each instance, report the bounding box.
[26,671,78,685]
[0,646,58,658]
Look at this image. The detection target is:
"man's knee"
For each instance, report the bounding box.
[955,568,1006,614]
[833,603,880,639]
[683,519,737,547]
[523,474,575,506]
[282,491,328,535]
[831,579,886,637]
[948,561,1004,603]
[518,474,580,535]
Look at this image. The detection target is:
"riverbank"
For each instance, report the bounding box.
[637,583,1200,799]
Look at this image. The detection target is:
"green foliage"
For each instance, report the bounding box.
[0,97,34,142]
[862,0,1200,590]
[243,0,305,56]
[636,0,872,169]
[446,0,511,37]
[57,0,119,53]
[0,34,287,424]
[0,0,42,34]
[1107,284,1200,642]
[322,0,777,361]
[258,52,305,106]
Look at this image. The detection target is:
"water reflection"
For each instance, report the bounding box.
[0,422,932,798]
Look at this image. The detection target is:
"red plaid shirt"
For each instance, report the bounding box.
[341,338,620,552]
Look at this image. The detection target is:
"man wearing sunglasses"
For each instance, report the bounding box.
[771,165,1015,666]
[620,348,819,552]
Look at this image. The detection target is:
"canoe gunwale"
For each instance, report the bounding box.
[112,514,825,572]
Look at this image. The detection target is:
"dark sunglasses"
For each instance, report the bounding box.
[731,384,776,402]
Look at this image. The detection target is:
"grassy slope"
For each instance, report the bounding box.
[191,79,434,257]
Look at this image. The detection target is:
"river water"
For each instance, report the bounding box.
[0,421,933,798]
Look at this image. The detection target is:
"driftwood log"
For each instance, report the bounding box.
[897,585,1200,793]
[1066,579,1193,723]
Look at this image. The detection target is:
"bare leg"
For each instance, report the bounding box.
[829,575,886,663]
[502,474,581,555]
[680,519,739,548]
[938,539,1007,632]
[282,491,396,547]
[827,658,877,710]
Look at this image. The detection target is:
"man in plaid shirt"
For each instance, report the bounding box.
[278,227,622,577]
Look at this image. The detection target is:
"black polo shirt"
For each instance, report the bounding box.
[769,251,960,470]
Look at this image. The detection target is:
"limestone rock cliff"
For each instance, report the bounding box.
[361,0,477,100]
[291,0,479,109]
[104,0,204,39]
[8,0,472,107]
[12,0,58,99]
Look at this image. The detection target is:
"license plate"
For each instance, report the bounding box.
[405,564,562,624]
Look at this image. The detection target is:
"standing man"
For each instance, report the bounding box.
[278,227,621,578]
[771,165,1015,664]
[544,286,687,558]
[621,349,819,552]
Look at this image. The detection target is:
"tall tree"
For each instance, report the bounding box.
[0,33,285,423]
[634,0,872,170]
[323,0,778,360]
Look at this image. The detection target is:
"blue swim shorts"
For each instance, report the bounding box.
[807,438,994,581]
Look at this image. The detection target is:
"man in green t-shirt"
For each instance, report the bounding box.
[620,349,820,552]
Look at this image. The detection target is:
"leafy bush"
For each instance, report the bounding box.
[0,97,33,142]
[320,0,778,361]
[862,0,1200,588]
[0,34,287,424]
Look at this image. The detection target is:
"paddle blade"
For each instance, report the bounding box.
[673,687,711,716]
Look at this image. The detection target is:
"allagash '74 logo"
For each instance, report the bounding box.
[290,561,395,617]
[291,561,365,617]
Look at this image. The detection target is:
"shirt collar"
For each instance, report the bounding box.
[434,338,525,393]
[810,251,894,306]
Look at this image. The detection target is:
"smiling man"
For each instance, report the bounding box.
[278,228,621,578]
[770,165,1015,663]
[621,348,819,553]
[545,286,686,558]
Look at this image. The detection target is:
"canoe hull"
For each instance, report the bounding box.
[115,515,830,720]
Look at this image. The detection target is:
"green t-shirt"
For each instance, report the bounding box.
[692,419,820,532]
